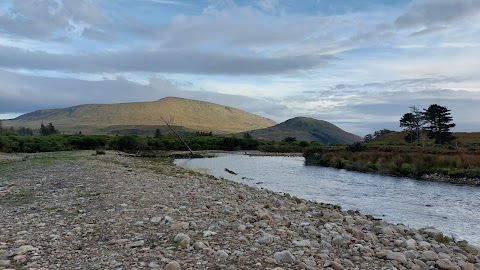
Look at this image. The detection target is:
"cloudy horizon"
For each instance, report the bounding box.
[1,0,479,136]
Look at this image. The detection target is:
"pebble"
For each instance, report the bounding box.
[165,260,181,270]
[274,250,296,263]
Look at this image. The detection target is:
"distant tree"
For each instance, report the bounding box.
[410,106,426,143]
[154,128,162,138]
[0,120,3,134]
[243,132,252,139]
[40,123,59,136]
[423,104,456,144]
[283,137,297,143]
[400,113,418,143]
[17,127,33,136]
[373,129,394,138]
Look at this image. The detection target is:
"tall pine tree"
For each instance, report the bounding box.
[423,104,455,144]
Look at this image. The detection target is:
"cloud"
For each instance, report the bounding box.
[0,45,333,75]
[0,0,106,40]
[395,0,480,32]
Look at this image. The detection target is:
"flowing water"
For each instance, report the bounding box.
[174,154,480,247]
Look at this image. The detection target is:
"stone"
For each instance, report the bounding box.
[413,259,429,270]
[418,241,431,249]
[405,239,417,249]
[165,261,181,270]
[150,216,162,223]
[304,257,316,267]
[126,240,144,248]
[232,250,244,257]
[14,245,36,255]
[214,250,229,261]
[0,260,10,266]
[381,227,396,236]
[404,250,417,259]
[292,239,311,247]
[173,233,190,244]
[421,250,439,261]
[203,230,217,237]
[436,259,455,270]
[411,264,421,270]
[462,262,475,270]
[386,251,407,265]
[149,261,160,268]
[258,233,275,245]
[171,222,190,230]
[193,241,207,250]
[110,260,122,269]
[331,261,344,270]
[255,210,272,220]
[274,250,296,263]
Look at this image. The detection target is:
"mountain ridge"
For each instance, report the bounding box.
[7,97,277,134]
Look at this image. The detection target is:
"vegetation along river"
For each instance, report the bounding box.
[175,153,480,247]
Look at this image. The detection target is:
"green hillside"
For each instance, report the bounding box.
[245,117,362,144]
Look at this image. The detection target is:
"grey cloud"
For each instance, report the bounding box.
[0,46,333,75]
[395,0,480,33]
[155,7,321,50]
[0,0,106,40]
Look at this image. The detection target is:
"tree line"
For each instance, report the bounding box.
[364,104,456,145]
[0,121,59,136]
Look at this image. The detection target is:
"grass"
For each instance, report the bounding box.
[0,189,33,204]
[304,145,480,182]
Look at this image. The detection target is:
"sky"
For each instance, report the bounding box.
[1,0,480,135]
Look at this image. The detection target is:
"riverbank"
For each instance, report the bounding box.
[1,151,479,269]
[304,145,480,186]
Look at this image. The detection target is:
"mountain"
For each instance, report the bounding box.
[245,117,362,144]
[5,97,277,134]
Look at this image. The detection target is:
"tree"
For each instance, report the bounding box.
[243,132,252,139]
[17,127,33,136]
[154,128,162,138]
[283,137,297,143]
[40,123,59,136]
[0,120,3,134]
[400,112,417,143]
[423,104,455,144]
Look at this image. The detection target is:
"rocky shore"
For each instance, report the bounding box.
[0,151,479,270]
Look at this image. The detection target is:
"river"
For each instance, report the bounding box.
[174,153,480,247]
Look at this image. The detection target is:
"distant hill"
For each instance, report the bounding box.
[5,97,277,134]
[244,117,362,144]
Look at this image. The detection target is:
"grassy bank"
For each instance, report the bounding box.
[304,145,480,184]
[0,133,316,154]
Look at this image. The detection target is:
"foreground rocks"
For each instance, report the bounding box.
[0,151,479,269]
